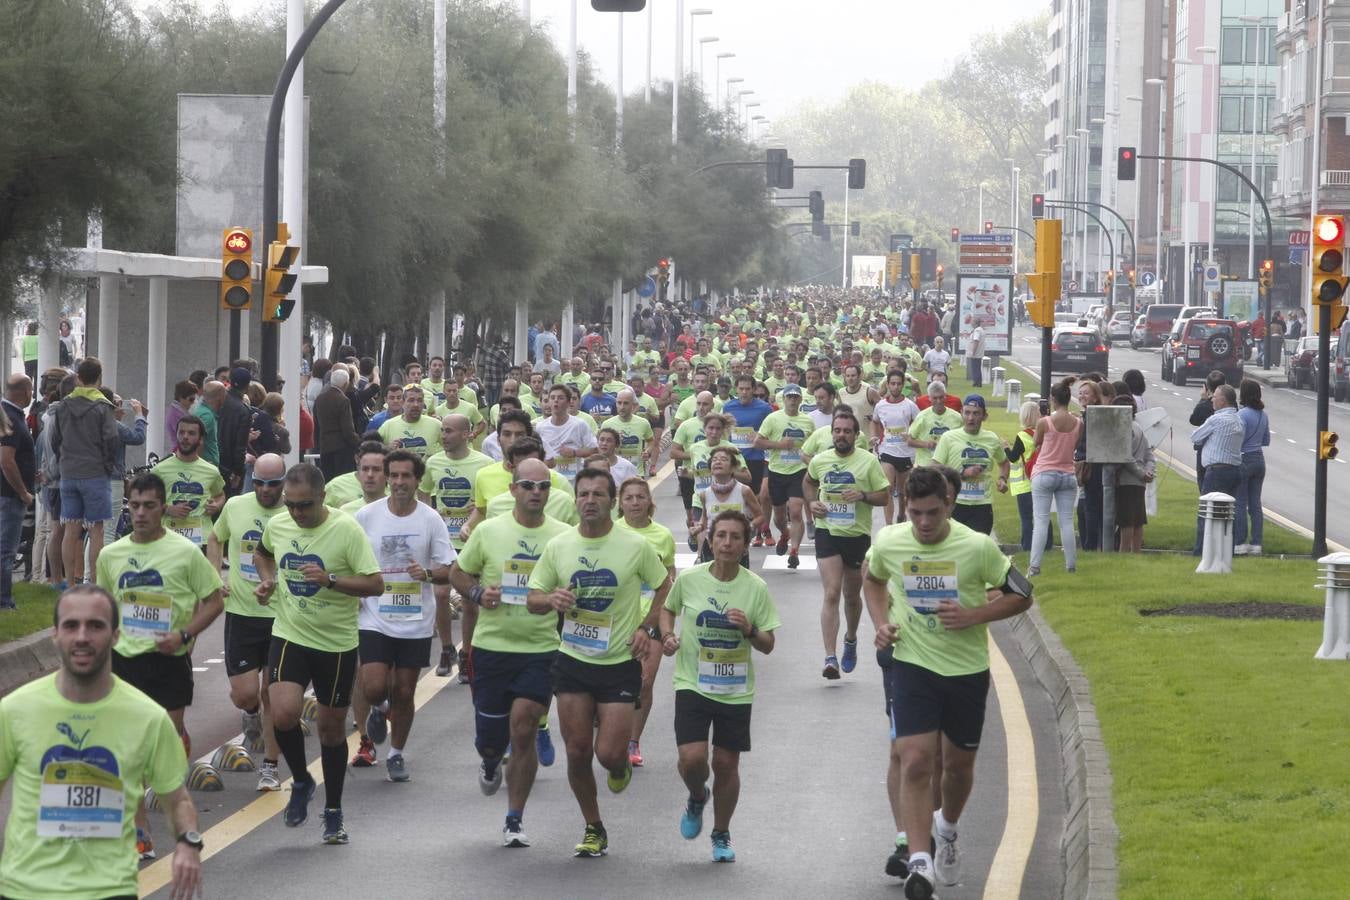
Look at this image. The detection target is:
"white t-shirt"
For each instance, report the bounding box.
[482,433,502,461]
[355,498,456,640]
[967,326,985,359]
[535,416,597,481]
[873,396,921,460]
[809,407,833,430]
[923,349,951,375]
[596,455,639,484]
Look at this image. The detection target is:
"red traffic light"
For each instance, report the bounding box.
[984,221,994,234]
[1316,216,1344,245]
[657,257,670,270]
[950,227,960,242]
[1261,259,1274,272]
[225,229,252,255]
[1120,148,1133,161]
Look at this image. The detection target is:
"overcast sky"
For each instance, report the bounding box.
[137,0,1046,123]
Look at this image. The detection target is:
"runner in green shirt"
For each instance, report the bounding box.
[804,410,889,681]
[659,509,779,863]
[863,465,1031,893]
[0,586,204,900]
[931,394,1009,536]
[152,415,225,547]
[608,390,654,476]
[906,382,964,468]
[526,467,671,858]
[253,463,383,846]
[378,386,442,458]
[753,385,815,568]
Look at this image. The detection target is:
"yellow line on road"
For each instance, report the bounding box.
[982,632,1039,900]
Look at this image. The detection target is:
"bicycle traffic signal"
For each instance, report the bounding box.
[1117,146,1136,181]
[261,228,299,323]
[1320,430,1339,461]
[1311,214,1348,306]
[220,227,253,311]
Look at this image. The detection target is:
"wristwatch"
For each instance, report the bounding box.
[179,630,193,646]
[327,572,339,589]
[642,624,661,641]
[177,830,204,851]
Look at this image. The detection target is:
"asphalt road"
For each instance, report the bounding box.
[127,466,1065,899]
[1004,321,1350,549]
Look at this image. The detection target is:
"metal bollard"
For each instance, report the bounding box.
[1004,379,1021,413]
[1314,552,1350,660]
[982,357,993,384]
[1196,492,1235,574]
[992,367,1006,397]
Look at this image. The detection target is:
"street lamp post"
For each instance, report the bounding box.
[1240,14,1266,279]
[698,36,718,92]
[715,53,735,109]
[1145,76,1166,286]
[688,7,711,71]
[670,0,679,144]
[1076,126,1090,286]
[742,100,760,130]
[736,89,754,124]
[1005,157,1020,294]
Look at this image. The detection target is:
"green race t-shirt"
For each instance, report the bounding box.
[800,424,833,461]
[866,521,1013,676]
[806,448,888,537]
[933,428,1008,505]
[528,526,668,666]
[420,449,494,548]
[0,675,187,900]
[757,410,815,475]
[665,563,780,704]
[671,418,708,459]
[485,487,580,525]
[617,517,676,617]
[261,509,381,653]
[151,454,224,546]
[96,531,221,658]
[687,440,736,492]
[457,513,572,654]
[675,394,724,424]
[379,414,443,458]
[212,493,286,617]
[907,406,963,468]
[435,399,484,432]
[607,415,653,472]
[324,471,362,509]
[474,464,573,512]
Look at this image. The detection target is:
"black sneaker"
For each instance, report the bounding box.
[457,648,472,685]
[787,552,799,569]
[435,648,453,677]
[321,807,348,845]
[886,840,910,878]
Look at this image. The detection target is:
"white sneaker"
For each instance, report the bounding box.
[904,857,936,900]
[1247,544,1262,556]
[256,762,281,792]
[932,813,961,886]
[479,759,503,796]
[1233,544,1250,556]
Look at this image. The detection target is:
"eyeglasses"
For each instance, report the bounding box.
[284,499,316,510]
[254,478,285,487]
[514,479,552,492]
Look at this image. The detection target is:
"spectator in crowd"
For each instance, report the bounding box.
[314,366,359,478]
[165,380,198,452]
[218,368,255,495]
[1188,370,1227,492]
[52,357,119,585]
[1190,384,1243,556]
[100,388,146,546]
[1,374,36,610]
[1235,379,1270,556]
[1114,395,1155,554]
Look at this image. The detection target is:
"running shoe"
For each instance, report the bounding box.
[822,656,841,680]
[841,638,858,674]
[787,551,799,569]
[574,824,608,857]
[457,648,472,685]
[136,828,155,861]
[932,814,961,885]
[776,531,789,555]
[805,519,816,540]
[886,837,911,878]
[536,724,556,767]
[350,737,377,768]
[435,647,454,677]
[256,761,281,792]
[710,829,736,863]
[628,739,644,767]
[321,807,348,845]
[284,778,316,828]
[241,709,263,748]
[386,754,409,783]
[751,534,765,548]
[904,857,936,900]
[479,758,503,796]
[680,784,709,839]
[503,817,530,848]
[366,705,388,745]
[687,534,698,552]
[606,763,633,794]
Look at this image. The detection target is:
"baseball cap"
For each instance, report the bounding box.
[963,394,987,410]
[229,367,252,388]
[782,383,803,396]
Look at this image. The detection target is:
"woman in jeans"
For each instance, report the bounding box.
[1029,378,1081,576]
[1235,379,1270,555]
[1007,400,1053,553]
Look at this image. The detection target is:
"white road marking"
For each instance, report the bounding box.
[191,667,209,672]
[762,555,816,571]
[204,657,224,664]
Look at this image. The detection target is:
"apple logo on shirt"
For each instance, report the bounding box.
[437,475,472,510]
[173,475,204,512]
[118,566,164,592]
[571,556,618,612]
[280,540,325,599]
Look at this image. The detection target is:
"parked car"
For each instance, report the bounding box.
[1138,303,1183,348]
[1335,328,1350,402]
[1129,314,1148,348]
[1054,312,1081,329]
[1050,327,1110,374]
[1163,317,1244,387]
[1106,310,1134,343]
[1285,336,1319,390]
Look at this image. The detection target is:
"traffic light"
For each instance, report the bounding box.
[950,227,960,243]
[848,158,866,190]
[886,253,904,289]
[813,219,830,240]
[590,1,645,10]
[1311,214,1348,306]
[850,220,860,237]
[1103,270,1114,297]
[657,257,671,301]
[809,190,824,222]
[1117,146,1137,181]
[984,220,994,234]
[1259,259,1274,295]
[781,158,794,189]
[1031,193,1045,220]
[262,237,299,323]
[936,264,944,290]
[1127,268,1136,289]
[220,227,253,311]
[765,149,793,189]
[1320,430,1340,461]
[909,254,921,293]
[1025,218,1063,328]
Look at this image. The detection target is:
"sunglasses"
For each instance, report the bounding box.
[514,479,552,492]
[254,478,285,487]
[284,500,316,510]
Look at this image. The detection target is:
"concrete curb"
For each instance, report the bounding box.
[0,627,59,699]
[1009,604,1118,900]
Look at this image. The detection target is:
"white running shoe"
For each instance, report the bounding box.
[256,761,281,792]
[931,813,961,886]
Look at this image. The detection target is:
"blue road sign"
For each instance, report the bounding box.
[1140,271,1156,287]
[637,275,656,298]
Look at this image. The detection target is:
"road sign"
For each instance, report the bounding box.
[1290,229,1310,246]
[1203,262,1221,292]
[889,233,914,251]
[1068,279,1079,291]
[1140,271,1156,287]
[637,275,656,298]
[959,233,1013,244]
[1193,260,1203,275]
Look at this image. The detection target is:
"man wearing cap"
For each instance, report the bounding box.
[219,367,255,497]
[932,395,1009,535]
[754,384,815,568]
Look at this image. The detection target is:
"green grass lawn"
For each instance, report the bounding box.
[0,582,58,643]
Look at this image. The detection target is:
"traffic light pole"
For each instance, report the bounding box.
[1048,199,1136,316]
[1041,327,1052,400]
[260,0,350,390]
[229,310,241,364]
[1315,301,1331,557]
[1046,204,1115,281]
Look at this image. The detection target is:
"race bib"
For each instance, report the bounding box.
[442,513,468,538]
[378,575,423,622]
[121,590,173,640]
[171,522,204,546]
[554,457,579,479]
[730,427,755,449]
[902,561,958,614]
[959,478,985,502]
[238,539,260,583]
[694,471,713,492]
[501,559,535,606]
[884,426,906,449]
[561,608,612,656]
[825,501,854,527]
[780,448,801,464]
[37,760,123,839]
[697,645,750,695]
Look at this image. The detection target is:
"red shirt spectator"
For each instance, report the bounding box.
[298,402,315,454]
